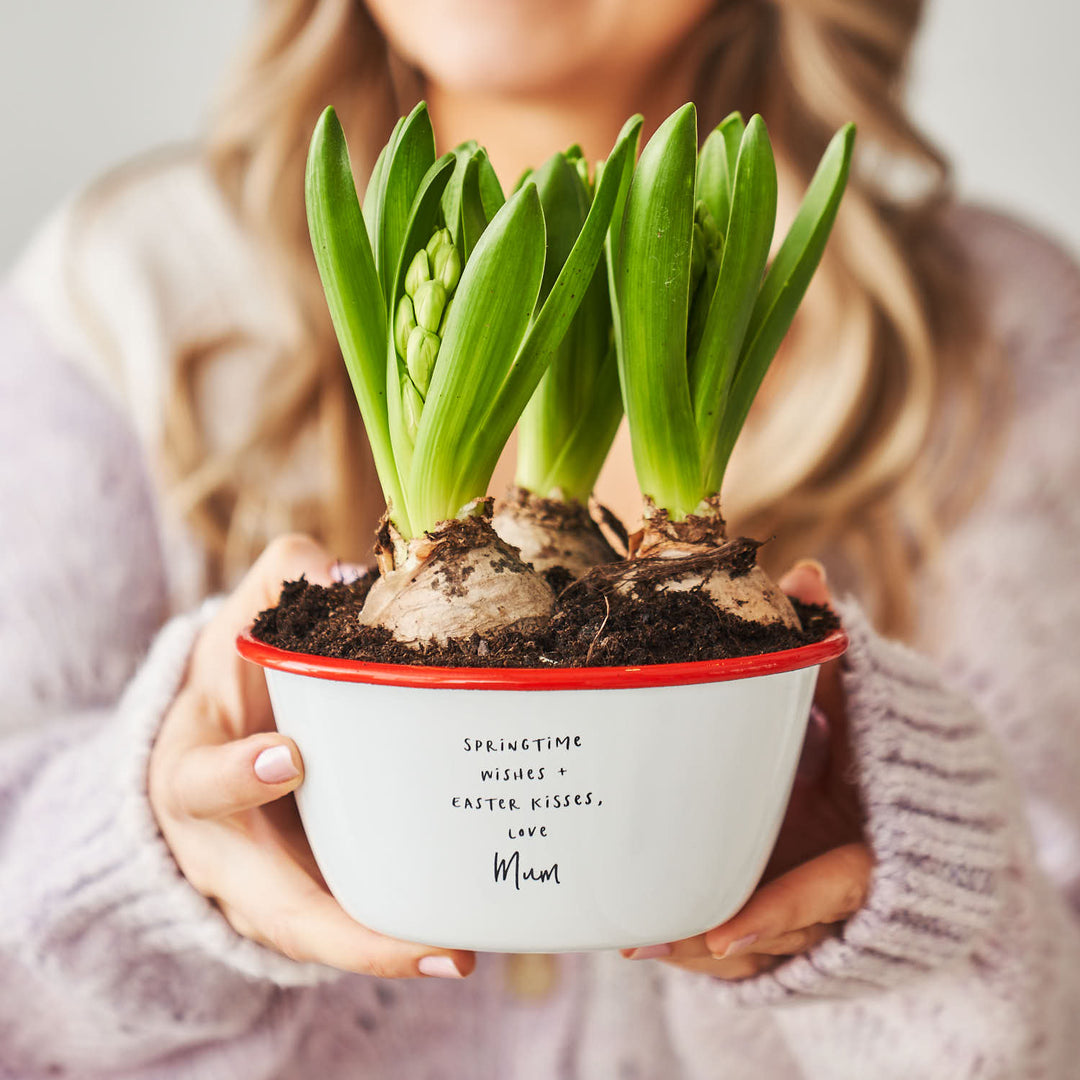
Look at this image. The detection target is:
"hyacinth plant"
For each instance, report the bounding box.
[306,103,637,644]
[610,104,855,628]
[492,129,642,579]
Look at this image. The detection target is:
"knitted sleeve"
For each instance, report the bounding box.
[0,292,332,1077]
[931,210,1080,911]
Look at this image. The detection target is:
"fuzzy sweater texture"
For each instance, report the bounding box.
[1,160,1080,1079]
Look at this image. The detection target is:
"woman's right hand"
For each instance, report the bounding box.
[148,535,475,980]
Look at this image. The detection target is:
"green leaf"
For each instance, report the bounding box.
[517,329,622,503]
[305,106,405,528]
[601,115,644,277]
[692,114,777,493]
[362,114,403,265]
[515,150,596,496]
[614,102,702,518]
[361,139,390,252]
[458,152,489,260]
[383,153,456,520]
[439,143,500,258]
[406,185,547,531]
[375,102,436,304]
[695,112,744,237]
[476,150,506,220]
[530,151,590,305]
[499,116,639,438]
[601,115,644,409]
[516,134,633,501]
[713,122,856,484]
[385,335,414,501]
[686,252,719,363]
[719,114,743,178]
[440,141,478,248]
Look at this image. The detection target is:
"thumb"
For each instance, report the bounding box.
[778,558,831,607]
[779,558,844,763]
[197,533,338,674]
[231,534,338,626]
[704,842,873,958]
[171,733,304,820]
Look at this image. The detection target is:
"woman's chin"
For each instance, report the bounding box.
[417,56,584,99]
[399,34,593,97]
[366,0,614,96]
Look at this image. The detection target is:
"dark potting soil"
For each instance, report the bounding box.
[250,571,840,669]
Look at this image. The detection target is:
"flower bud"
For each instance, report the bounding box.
[431,242,461,293]
[406,326,440,395]
[413,279,447,333]
[695,200,721,253]
[405,249,431,297]
[426,227,454,258]
[394,295,417,358]
[690,222,706,290]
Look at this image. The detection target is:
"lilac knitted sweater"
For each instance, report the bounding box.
[2,163,1080,1079]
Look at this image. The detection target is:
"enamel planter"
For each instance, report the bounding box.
[237,629,847,953]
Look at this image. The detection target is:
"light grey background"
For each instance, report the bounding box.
[1,0,1077,271]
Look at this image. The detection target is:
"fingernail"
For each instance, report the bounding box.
[627,943,672,960]
[718,933,759,959]
[793,558,827,585]
[331,561,368,585]
[418,955,464,979]
[796,704,830,783]
[254,745,300,784]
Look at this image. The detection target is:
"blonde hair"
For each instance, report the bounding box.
[165,0,1002,637]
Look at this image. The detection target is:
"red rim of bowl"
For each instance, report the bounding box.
[236,626,848,691]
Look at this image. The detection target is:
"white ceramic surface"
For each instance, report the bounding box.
[260,662,821,952]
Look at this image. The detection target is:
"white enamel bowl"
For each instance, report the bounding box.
[238,628,847,953]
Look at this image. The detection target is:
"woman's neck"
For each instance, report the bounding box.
[425,49,698,188]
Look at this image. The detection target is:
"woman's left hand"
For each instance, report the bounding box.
[620,560,873,979]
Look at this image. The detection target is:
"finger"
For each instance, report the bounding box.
[194,534,339,728]
[211,828,476,979]
[199,534,338,663]
[170,732,304,820]
[659,952,780,980]
[704,843,873,959]
[778,558,841,730]
[624,917,834,966]
[749,922,834,956]
[619,938,788,979]
[621,932,711,962]
[778,559,853,790]
[778,558,831,607]
[233,533,338,619]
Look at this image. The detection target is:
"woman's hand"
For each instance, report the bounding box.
[148,535,475,980]
[620,560,873,979]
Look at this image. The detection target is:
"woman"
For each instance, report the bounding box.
[2,0,1078,1075]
